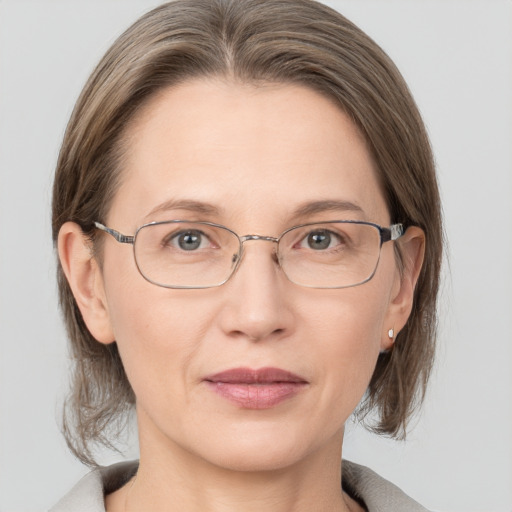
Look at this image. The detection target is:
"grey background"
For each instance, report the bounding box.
[1,1,511,511]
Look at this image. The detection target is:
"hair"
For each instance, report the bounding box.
[52,0,442,466]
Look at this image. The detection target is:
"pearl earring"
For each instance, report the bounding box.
[388,328,394,340]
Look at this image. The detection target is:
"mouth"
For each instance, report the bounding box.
[203,367,308,409]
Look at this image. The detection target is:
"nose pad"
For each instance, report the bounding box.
[230,246,243,276]
[273,247,282,266]
[228,241,281,283]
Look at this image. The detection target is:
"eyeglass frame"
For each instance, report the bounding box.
[94,219,404,290]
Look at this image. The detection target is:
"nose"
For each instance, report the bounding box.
[217,241,295,342]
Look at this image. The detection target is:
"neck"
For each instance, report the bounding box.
[133,454,342,512]
[116,429,360,512]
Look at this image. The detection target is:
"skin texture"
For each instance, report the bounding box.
[58,80,425,512]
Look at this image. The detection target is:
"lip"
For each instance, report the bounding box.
[203,367,308,409]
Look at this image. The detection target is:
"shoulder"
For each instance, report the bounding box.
[343,460,433,512]
[48,460,138,512]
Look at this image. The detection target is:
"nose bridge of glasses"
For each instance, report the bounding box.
[239,234,279,244]
[235,235,280,267]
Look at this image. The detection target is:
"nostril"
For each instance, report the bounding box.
[237,326,286,343]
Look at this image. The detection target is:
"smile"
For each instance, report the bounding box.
[204,367,309,409]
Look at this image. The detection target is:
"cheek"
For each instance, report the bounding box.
[301,284,390,414]
[108,292,219,428]
[301,282,389,354]
[101,254,215,399]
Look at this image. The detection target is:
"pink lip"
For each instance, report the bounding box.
[204,367,308,409]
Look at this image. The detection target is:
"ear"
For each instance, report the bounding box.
[381,226,425,351]
[58,222,115,345]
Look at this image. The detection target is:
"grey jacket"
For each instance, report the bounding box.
[49,460,432,512]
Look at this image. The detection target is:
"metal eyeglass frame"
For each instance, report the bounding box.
[94,220,404,289]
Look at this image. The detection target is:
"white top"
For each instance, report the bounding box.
[49,460,432,512]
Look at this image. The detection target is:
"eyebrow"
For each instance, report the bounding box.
[144,198,365,222]
[145,199,222,219]
[292,199,365,218]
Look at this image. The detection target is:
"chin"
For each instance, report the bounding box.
[208,445,305,473]
[189,423,324,473]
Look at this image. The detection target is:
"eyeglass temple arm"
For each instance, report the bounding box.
[381,223,404,243]
[94,222,135,244]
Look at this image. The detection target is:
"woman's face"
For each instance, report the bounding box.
[91,80,404,471]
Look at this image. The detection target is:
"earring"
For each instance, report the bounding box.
[380,328,395,355]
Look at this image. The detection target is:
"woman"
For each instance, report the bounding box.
[50,0,442,510]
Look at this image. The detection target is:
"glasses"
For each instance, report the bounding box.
[94,220,403,289]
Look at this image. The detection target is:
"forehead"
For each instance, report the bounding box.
[111,79,389,229]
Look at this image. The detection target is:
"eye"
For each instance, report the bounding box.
[300,229,342,250]
[166,229,210,251]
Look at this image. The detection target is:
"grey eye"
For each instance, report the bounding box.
[176,230,204,251]
[306,230,332,250]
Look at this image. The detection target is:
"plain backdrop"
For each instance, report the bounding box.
[1,1,511,511]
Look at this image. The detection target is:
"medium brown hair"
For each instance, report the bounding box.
[52,0,442,466]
